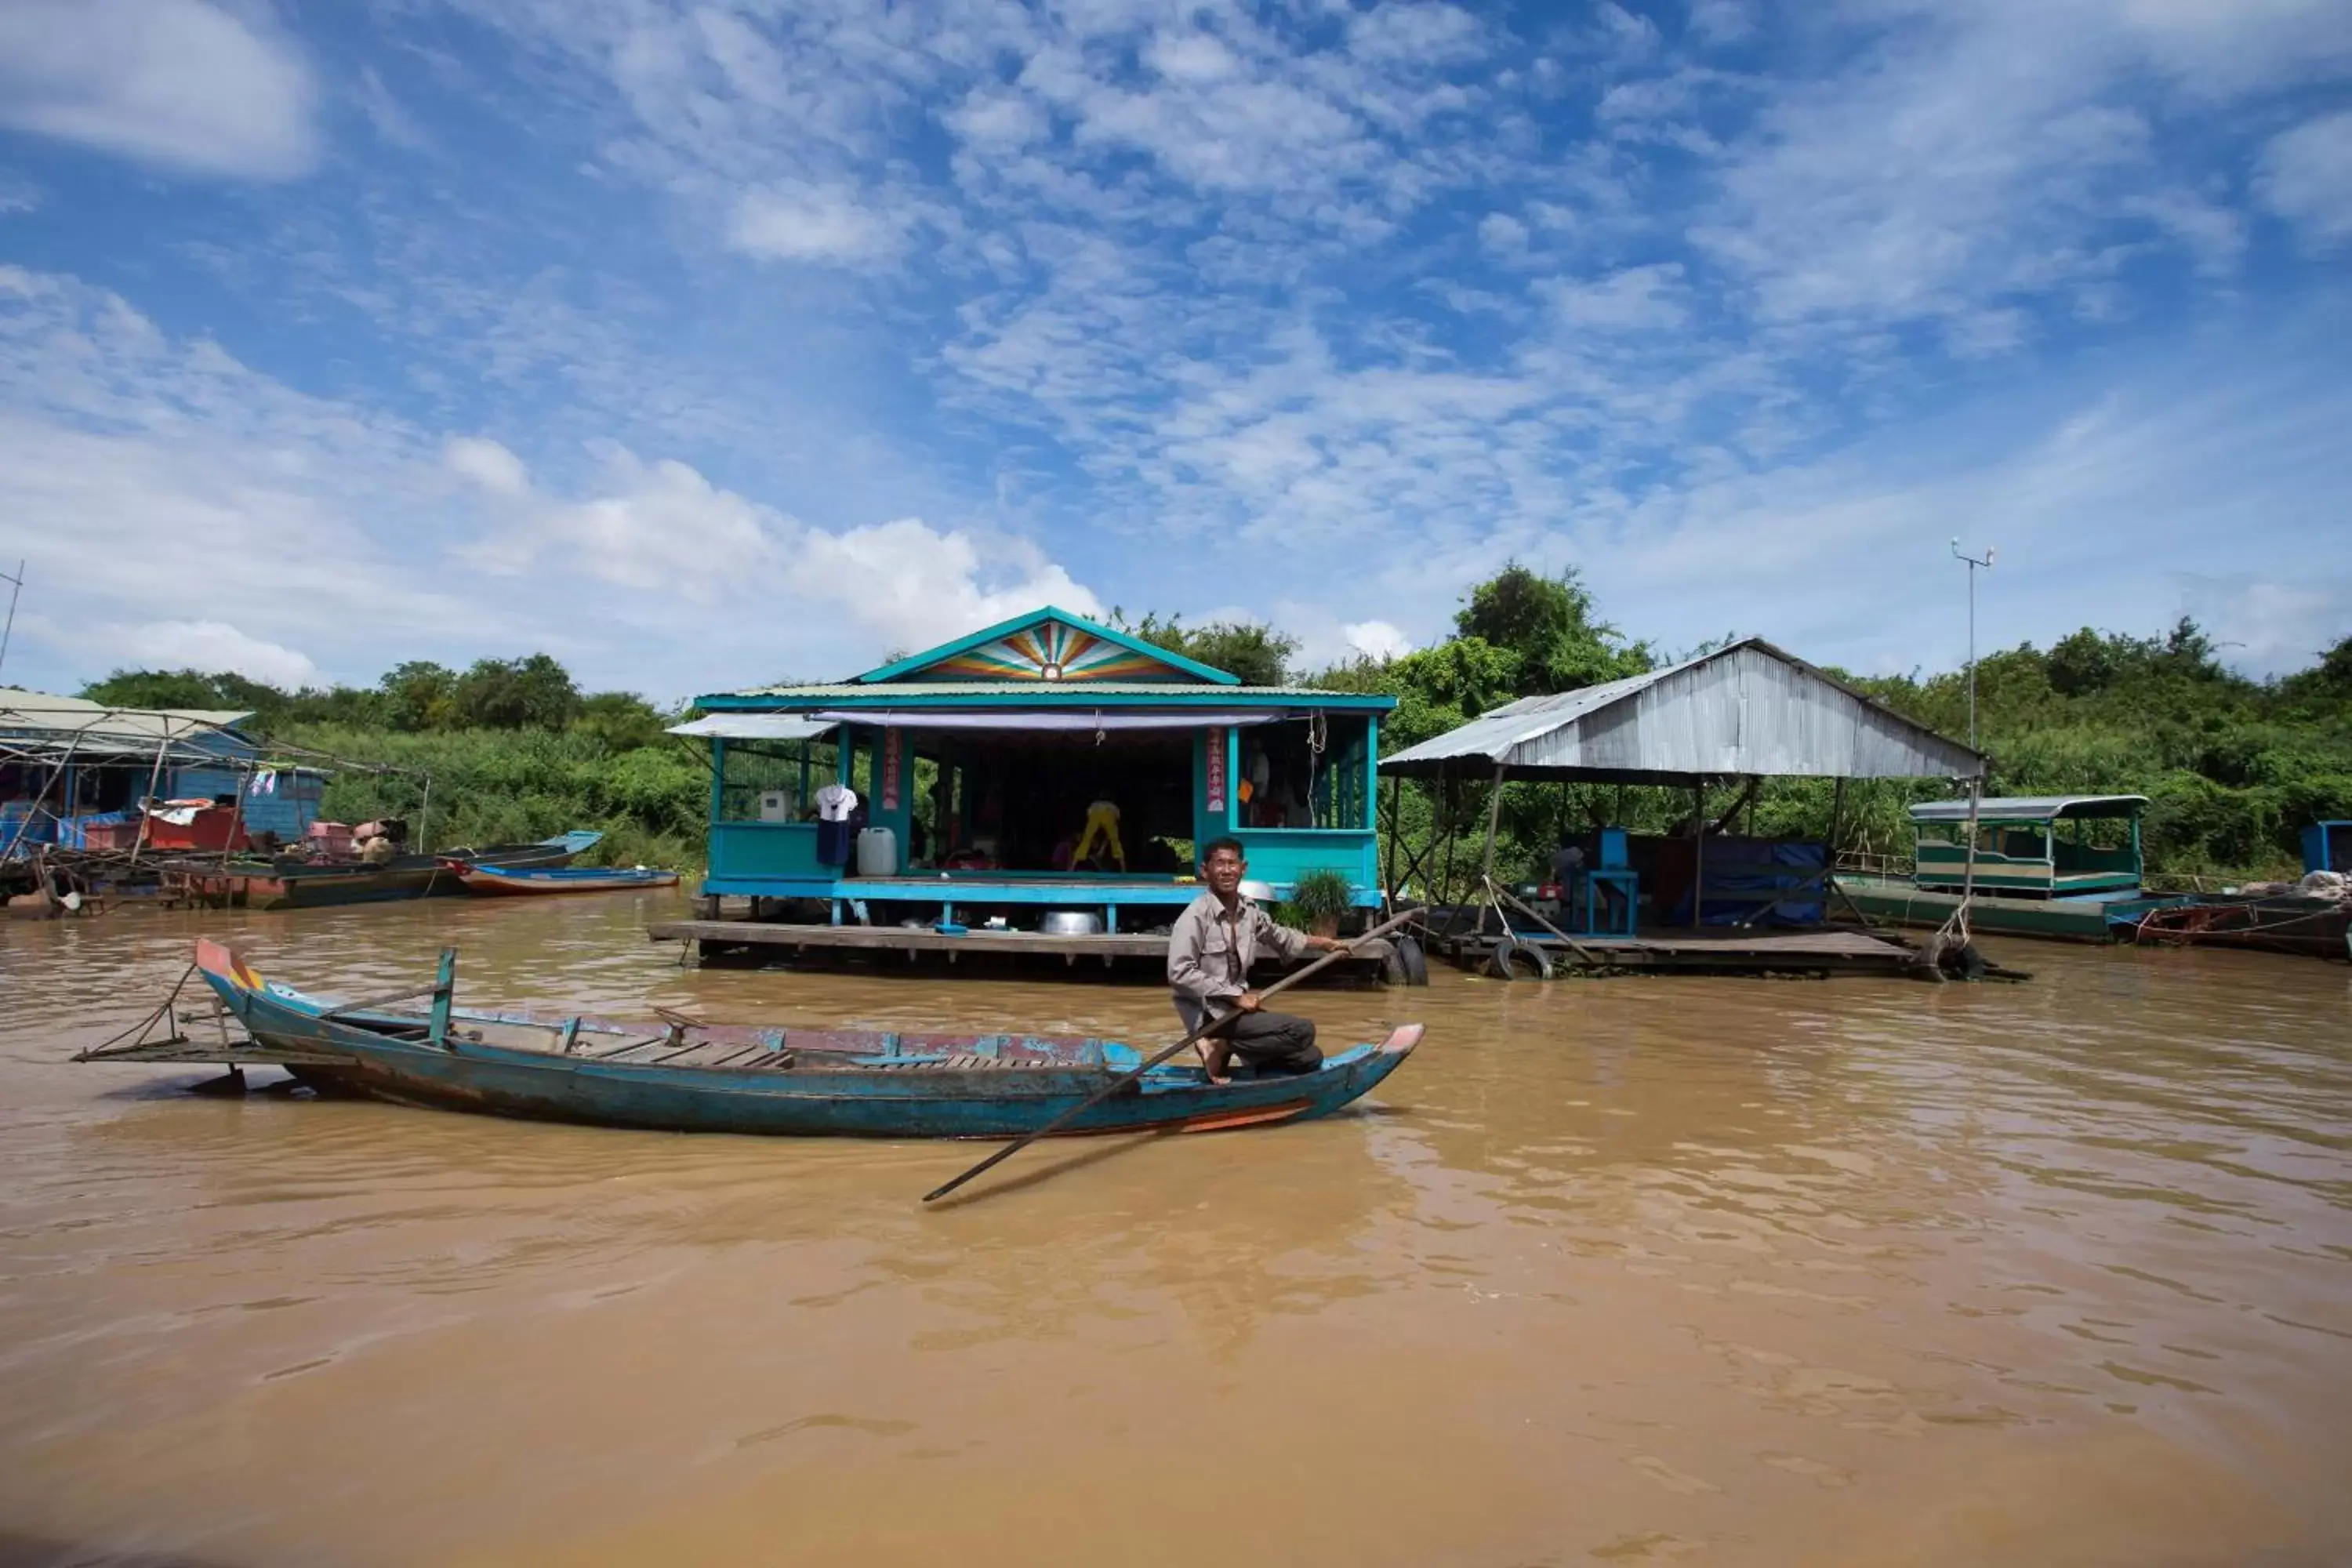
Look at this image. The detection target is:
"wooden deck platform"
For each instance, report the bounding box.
[1419,919,1937,978]
[648,917,1403,980]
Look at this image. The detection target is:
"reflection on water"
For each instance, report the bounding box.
[2,897,2350,1565]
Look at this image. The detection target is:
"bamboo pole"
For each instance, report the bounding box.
[1475,764,1507,936]
[220,753,256,869]
[125,732,172,869]
[1955,778,1982,942]
[1380,773,1402,902]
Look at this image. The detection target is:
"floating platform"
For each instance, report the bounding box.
[1417,916,1970,980]
[648,916,1407,981]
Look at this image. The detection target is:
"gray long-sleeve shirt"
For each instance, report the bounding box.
[1167,891,1312,1031]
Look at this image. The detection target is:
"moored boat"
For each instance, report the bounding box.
[2117,891,2350,960]
[452,862,680,895]
[100,939,1422,1139]
[164,830,604,910]
[1836,795,2179,942]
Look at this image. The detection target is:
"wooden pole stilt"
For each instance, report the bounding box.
[1475,764,1506,935]
[1690,782,1706,930]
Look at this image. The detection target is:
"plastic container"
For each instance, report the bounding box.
[855,826,898,877]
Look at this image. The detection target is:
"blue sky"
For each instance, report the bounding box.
[0,0,2347,702]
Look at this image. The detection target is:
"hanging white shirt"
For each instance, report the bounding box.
[815,783,859,822]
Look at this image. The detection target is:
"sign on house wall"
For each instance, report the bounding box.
[1204,727,1226,814]
[882,728,902,811]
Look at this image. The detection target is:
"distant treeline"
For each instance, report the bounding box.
[82,572,2352,881]
[83,658,696,869]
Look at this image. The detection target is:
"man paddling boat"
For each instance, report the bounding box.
[1167,837,1346,1083]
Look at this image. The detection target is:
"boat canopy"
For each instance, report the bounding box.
[1908,794,2148,824]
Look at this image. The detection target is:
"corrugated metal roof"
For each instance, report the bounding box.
[1378,638,1984,783]
[0,688,253,758]
[667,713,838,742]
[1909,794,2147,823]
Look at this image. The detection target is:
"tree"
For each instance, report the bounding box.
[1113,612,1298,686]
[452,654,582,730]
[380,661,459,731]
[2046,627,2118,695]
[2155,616,2223,682]
[575,691,671,752]
[77,669,307,728]
[1453,563,1650,696]
[82,669,246,711]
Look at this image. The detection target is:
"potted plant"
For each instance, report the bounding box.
[1286,868,1357,938]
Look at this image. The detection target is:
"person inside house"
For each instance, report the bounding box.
[1167,837,1346,1083]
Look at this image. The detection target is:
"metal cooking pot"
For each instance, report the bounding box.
[1039,909,1104,937]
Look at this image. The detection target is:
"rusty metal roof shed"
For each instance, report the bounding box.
[1377,637,1984,786]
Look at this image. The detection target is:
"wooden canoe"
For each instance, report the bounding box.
[182,939,1422,1138]
[454,864,681,895]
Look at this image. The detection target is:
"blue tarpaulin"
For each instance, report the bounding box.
[1668,838,1828,927]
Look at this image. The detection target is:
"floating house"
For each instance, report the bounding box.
[0,688,327,863]
[670,607,1395,932]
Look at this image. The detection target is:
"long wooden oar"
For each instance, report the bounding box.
[921,906,1422,1203]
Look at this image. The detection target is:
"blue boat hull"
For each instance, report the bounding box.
[193,942,1421,1139]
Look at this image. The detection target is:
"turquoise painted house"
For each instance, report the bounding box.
[674,607,1395,928]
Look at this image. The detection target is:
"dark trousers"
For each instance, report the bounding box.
[1209,1009,1322,1075]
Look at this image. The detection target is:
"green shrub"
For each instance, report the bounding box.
[1283,868,1358,930]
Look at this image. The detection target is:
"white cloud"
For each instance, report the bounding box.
[0,0,320,180]
[452,443,1102,653]
[947,90,1048,149]
[728,182,902,263]
[794,518,1102,652]
[1346,619,1414,661]
[2256,111,2352,245]
[443,436,530,497]
[355,65,427,152]
[108,619,324,688]
[2186,576,2351,673]
[1147,32,1243,85]
[2125,189,2247,274]
[459,445,779,594]
[1477,212,1529,255]
[1548,263,1689,330]
[1686,0,1757,45]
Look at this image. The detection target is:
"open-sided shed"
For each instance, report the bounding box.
[1378,637,1984,787]
[1377,638,1984,949]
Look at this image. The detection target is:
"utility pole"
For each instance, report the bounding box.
[0,560,22,684]
[1950,538,1994,750]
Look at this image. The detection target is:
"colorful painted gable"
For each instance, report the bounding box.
[860,608,1232,685]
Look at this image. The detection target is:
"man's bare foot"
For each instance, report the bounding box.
[1196,1039,1232,1084]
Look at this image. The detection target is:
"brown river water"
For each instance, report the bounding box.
[3,895,2350,1566]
